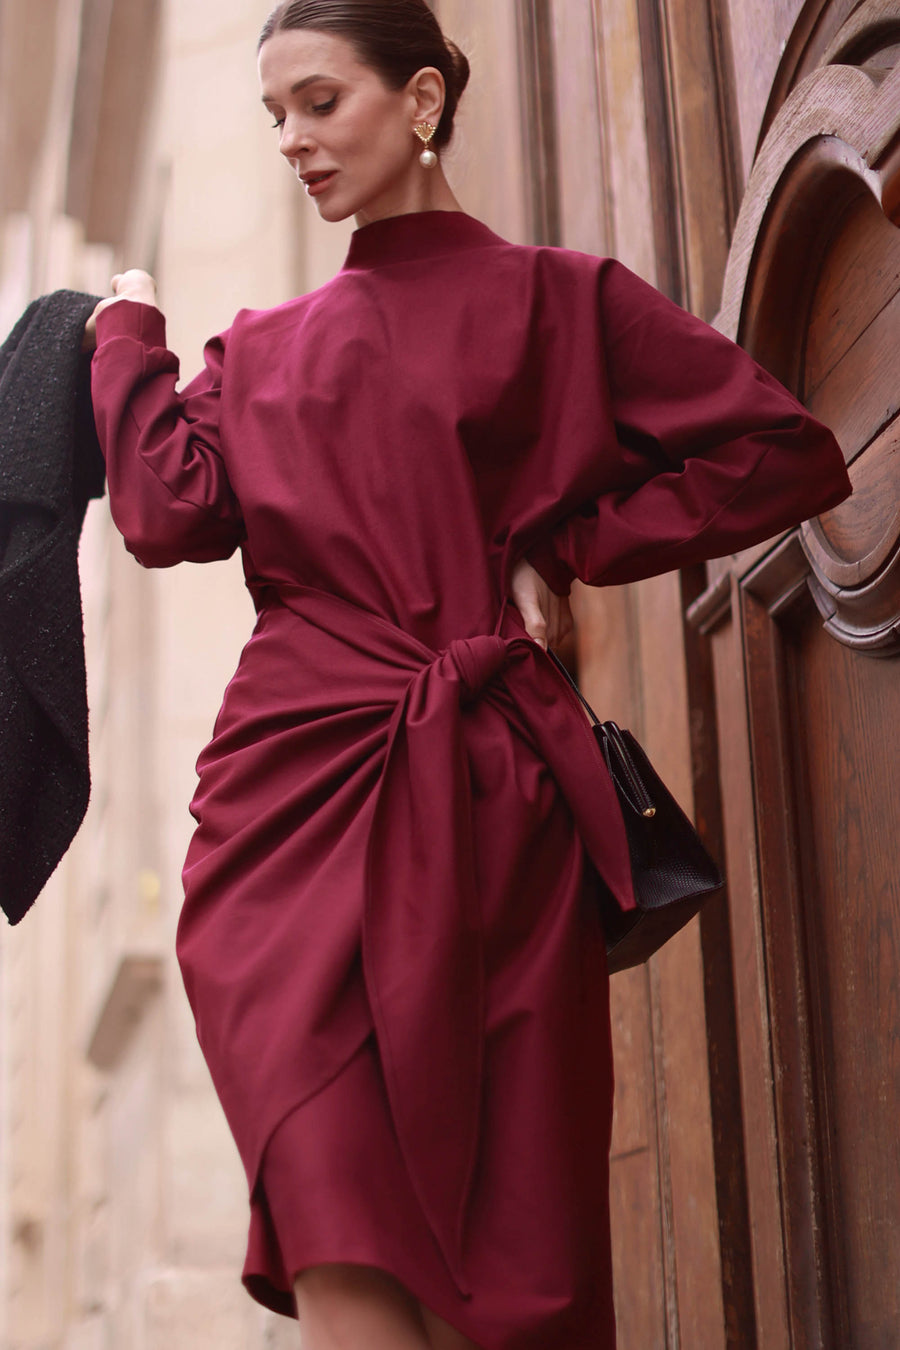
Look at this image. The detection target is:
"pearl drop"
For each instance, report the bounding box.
[420,149,438,169]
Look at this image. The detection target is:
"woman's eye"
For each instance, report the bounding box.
[270,117,285,130]
[312,95,337,114]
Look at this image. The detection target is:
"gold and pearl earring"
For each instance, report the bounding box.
[414,122,438,168]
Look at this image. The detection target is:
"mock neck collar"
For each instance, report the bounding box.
[341,211,505,271]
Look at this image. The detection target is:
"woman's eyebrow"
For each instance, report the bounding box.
[261,73,331,103]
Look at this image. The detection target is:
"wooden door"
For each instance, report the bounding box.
[691,7,900,1344]
[438,2,899,1343]
[513,1,739,1344]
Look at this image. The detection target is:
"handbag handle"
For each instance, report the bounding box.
[545,648,600,725]
[545,649,657,820]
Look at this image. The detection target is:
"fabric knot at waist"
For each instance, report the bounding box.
[445,634,511,704]
[363,625,548,1298]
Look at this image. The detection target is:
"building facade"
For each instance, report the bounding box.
[1,0,898,1346]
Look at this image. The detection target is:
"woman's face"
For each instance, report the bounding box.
[259,29,432,226]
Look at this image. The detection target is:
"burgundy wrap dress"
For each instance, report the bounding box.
[90,211,850,1348]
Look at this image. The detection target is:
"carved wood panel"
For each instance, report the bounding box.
[697,3,900,1344]
[719,32,900,655]
[737,537,900,1345]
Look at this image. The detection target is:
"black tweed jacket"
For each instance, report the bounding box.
[0,291,105,924]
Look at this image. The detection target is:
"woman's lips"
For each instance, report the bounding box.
[305,171,337,197]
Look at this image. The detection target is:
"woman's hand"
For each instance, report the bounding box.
[83,269,158,351]
[509,557,573,651]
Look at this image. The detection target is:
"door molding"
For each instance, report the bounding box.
[714,9,900,655]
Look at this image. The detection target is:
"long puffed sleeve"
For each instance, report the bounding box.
[525,261,851,593]
[91,300,245,567]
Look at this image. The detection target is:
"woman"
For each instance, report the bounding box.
[85,2,851,1347]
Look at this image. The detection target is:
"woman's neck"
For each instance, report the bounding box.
[354,166,463,229]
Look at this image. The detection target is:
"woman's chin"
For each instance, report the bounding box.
[313,197,355,225]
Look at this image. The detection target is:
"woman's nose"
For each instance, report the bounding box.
[279,119,315,161]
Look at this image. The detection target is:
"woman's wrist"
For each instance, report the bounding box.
[92,297,167,350]
[84,269,159,351]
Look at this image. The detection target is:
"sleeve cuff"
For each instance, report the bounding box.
[525,533,575,597]
[95,300,168,349]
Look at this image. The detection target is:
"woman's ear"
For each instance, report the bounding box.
[409,67,446,128]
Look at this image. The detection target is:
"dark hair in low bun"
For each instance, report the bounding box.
[259,0,470,150]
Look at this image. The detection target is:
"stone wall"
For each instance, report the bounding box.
[0,1,339,1344]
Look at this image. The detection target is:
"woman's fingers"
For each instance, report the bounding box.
[523,596,549,649]
[83,270,159,351]
[509,557,572,650]
[509,558,548,648]
[82,295,121,351]
[110,269,157,304]
[82,313,98,353]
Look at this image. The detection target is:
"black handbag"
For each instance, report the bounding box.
[548,652,724,972]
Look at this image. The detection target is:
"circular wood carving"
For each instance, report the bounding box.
[718,8,900,656]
